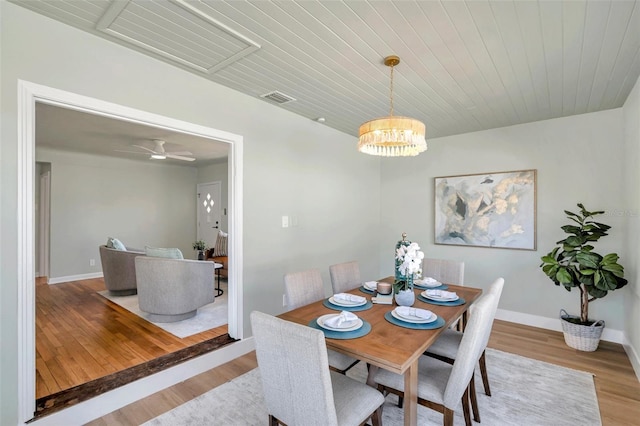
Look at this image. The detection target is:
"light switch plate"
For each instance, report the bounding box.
[282,215,289,228]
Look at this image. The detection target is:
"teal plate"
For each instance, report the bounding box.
[383,311,445,330]
[323,298,373,312]
[417,294,466,306]
[414,283,448,291]
[308,318,371,339]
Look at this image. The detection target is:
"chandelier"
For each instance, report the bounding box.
[358,56,427,157]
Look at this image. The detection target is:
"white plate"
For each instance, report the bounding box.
[317,314,363,332]
[392,309,436,324]
[329,296,367,307]
[421,291,459,302]
[363,281,378,291]
[415,279,442,288]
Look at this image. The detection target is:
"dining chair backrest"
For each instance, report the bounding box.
[442,293,495,409]
[250,311,339,425]
[329,261,361,293]
[422,258,465,285]
[480,277,504,348]
[284,268,325,310]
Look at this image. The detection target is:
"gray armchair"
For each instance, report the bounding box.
[134,256,215,323]
[99,245,145,296]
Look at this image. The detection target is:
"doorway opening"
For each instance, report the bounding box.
[17,80,244,423]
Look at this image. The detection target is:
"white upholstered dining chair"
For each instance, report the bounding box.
[424,277,505,422]
[423,258,465,330]
[250,311,385,426]
[329,261,362,294]
[373,291,496,426]
[422,258,465,285]
[283,269,360,374]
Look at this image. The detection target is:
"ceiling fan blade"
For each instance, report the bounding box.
[114,149,149,155]
[166,154,196,162]
[132,144,157,154]
[166,151,193,156]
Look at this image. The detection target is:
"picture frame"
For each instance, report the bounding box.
[434,169,537,250]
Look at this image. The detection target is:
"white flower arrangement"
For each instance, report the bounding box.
[395,242,424,291]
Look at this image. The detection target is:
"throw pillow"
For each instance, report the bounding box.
[106,237,127,251]
[213,231,228,257]
[145,246,184,259]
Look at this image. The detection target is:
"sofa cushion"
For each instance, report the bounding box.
[145,246,184,259]
[107,237,127,251]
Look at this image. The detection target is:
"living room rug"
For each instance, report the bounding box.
[142,348,601,426]
[98,282,228,339]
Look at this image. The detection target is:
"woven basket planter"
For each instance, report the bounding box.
[559,309,604,352]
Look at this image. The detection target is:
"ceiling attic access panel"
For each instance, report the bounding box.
[96,0,260,74]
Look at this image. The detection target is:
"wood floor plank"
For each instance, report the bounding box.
[36,277,228,400]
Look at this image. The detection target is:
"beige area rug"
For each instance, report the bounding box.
[98,281,227,339]
[143,348,601,426]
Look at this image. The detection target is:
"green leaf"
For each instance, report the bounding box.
[561,225,581,235]
[579,269,596,275]
[565,236,585,246]
[540,255,558,264]
[542,264,558,277]
[602,253,620,264]
[602,264,624,277]
[594,270,618,290]
[576,251,601,268]
[556,267,573,284]
[587,286,607,299]
[591,222,611,231]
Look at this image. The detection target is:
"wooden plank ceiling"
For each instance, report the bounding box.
[13,0,640,140]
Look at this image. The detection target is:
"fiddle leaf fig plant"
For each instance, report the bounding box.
[540,203,628,324]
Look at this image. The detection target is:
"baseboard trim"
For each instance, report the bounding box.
[47,272,103,284]
[26,337,256,426]
[495,308,625,344]
[623,337,640,382]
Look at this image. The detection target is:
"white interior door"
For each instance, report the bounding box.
[197,181,222,249]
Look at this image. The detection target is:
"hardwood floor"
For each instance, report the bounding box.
[35,277,230,414]
[87,319,640,426]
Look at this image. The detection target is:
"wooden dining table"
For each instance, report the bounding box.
[278,277,483,426]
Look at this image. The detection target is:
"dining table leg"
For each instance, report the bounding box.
[404,359,419,426]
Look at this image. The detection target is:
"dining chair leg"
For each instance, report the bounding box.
[462,386,472,426]
[443,407,455,426]
[469,375,480,422]
[479,350,491,396]
[371,405,383,426]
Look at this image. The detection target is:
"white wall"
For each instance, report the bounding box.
[623,75,640,369]
[35,148,199,279]
[197,160,229,232]
[0,4,381,424]
[380,109,629,331]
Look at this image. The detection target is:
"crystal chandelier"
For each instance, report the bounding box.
[358,56,427,157]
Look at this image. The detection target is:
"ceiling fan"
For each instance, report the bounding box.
[116,139,196,162]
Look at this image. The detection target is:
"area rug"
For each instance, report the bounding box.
[143,348,601,425]
[98,282,228,339]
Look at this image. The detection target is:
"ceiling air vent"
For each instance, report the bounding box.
[260,91,296,104]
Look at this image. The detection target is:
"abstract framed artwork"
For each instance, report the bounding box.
[434,169,537,250]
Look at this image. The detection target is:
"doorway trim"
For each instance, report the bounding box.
[38,170,50,279]
[17,80,244,422]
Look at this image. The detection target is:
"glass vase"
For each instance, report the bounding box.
[395,288,415,307]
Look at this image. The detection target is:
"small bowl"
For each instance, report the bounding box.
[377,282,392,295]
